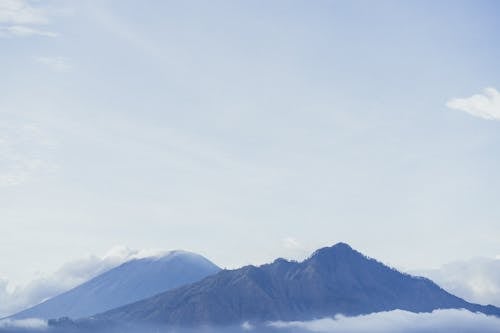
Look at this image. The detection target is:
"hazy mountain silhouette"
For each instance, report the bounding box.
[11,251,220,320]
[81,243,500,327]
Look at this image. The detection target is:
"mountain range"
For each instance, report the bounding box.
[56,242,500,329]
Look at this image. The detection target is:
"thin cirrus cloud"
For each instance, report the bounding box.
[446,87,500,120]
[1,25,58,37]
[0,0,57,38]
[0,122,58,187]
[33,56,71,72]
[0,0,47,24]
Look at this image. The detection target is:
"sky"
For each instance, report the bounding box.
[1,0,500,314]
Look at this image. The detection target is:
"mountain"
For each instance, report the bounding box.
[11,250,220,320]
[81,243,500,327]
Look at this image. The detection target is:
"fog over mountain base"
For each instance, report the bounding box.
[1,309,500,333]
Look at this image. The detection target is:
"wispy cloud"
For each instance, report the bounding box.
[0,122,58,187]
[0,0,48,25]
[241,321,254,331]
[281,237,310,262]
[282,237,301,250]
[446,87,500,120]
[416,257,500,307]
[33,56,71,72]
[0,25,57,37]
[269,309,500,333]
[0,0,57,38]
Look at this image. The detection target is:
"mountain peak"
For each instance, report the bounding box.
[58,243,500,328]
[156,250,204,260]
[11,250,220,320]
[332,242,353,250]
[309,242,358,260]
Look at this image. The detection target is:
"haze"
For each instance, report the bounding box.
[1,0,499,297]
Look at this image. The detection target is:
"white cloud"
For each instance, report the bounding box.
[269,309,500,333]
[33,56,71,72]
[0,0,59,39]
[241,321,254,331]
[0,246,166,317]
[0,318,47,330]
[0,25,57,37]
[282,237,301,250]
[416,257,500,307]
[0,0,48,25]
[281,237,310,263]
[446,87,500,120]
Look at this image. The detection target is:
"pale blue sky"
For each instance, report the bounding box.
[1,0,500,285]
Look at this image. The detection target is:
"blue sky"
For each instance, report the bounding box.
[1,0,500,291]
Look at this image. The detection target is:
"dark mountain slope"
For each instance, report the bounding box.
[89,243,500,326]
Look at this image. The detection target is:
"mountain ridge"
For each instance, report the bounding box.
[75,242,500,328]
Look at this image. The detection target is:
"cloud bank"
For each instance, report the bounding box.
[1,310,499,333]
[0,318,47,330]
[0,246,166,318]
[417,257,500,307]
[446,87,500,120]
[269,309,500,333]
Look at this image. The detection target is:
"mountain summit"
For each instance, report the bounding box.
[11,250,220,320]
[84,243,500,327]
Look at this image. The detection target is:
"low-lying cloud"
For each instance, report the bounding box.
[2,309,499,333]
[446,87,500,120]
[269,309,500,333]
[0,318,47,330]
